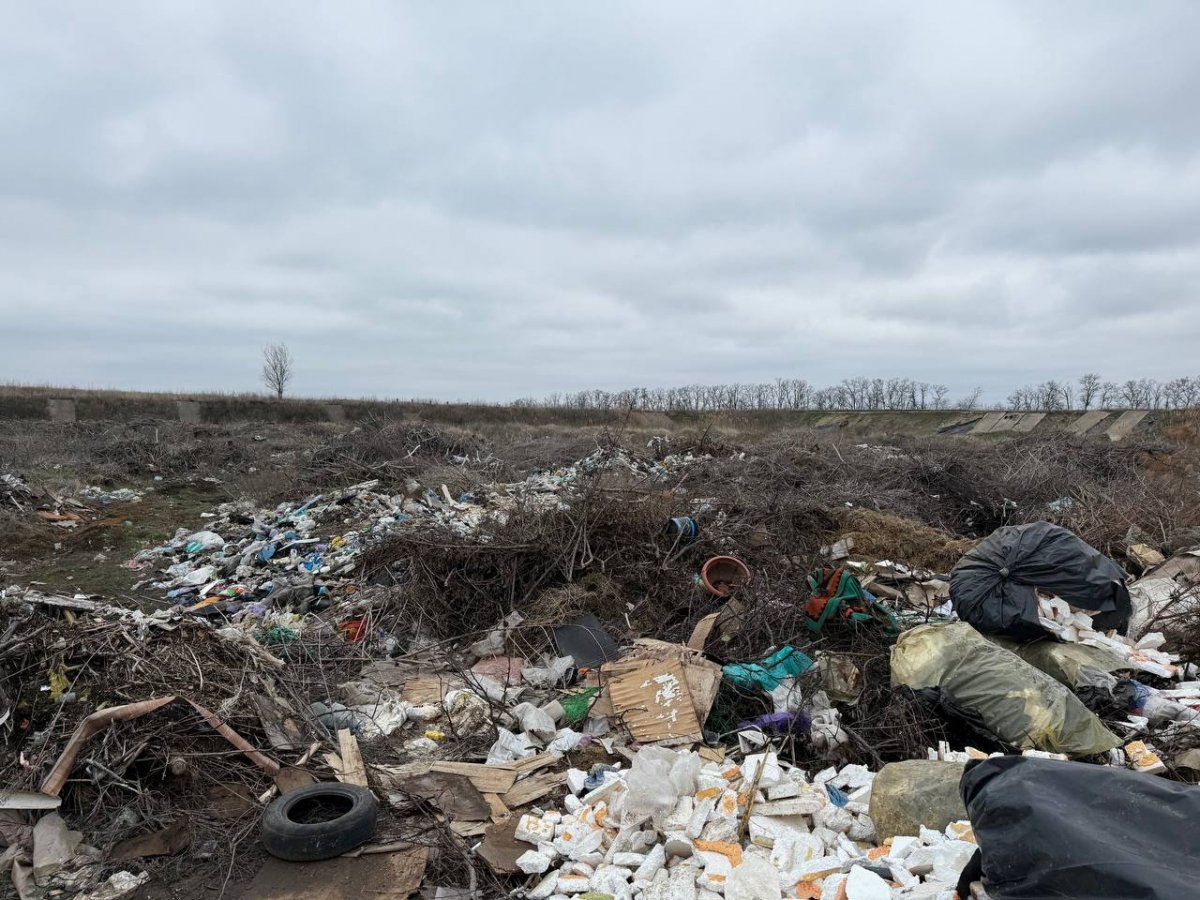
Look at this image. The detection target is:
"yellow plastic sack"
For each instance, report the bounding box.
[988,635,1134,688]
[891,622,1119,758]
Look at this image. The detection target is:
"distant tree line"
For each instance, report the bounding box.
[1007,374,1200,411]
[523,377,972,412]
[515,374,1200,412]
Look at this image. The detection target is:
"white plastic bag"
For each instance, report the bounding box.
[623,746,699,821]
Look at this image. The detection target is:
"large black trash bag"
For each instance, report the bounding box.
[950,521,1131,640]
[960,756,1200,899]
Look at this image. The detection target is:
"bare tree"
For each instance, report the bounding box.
[957,386,984,410]
[1078,373,1101,410]
[261,342,294,399]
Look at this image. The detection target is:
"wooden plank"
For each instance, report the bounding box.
[483,793,511,820]
[501,751,561,775]
[429,762,518,794]
[501,771,567,809]
[337,730,369,788]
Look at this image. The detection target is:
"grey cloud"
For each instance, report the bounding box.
[2,1,1199,402]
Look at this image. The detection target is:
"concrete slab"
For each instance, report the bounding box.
[176,400,201,424]
[1068,410,1110,435]
[1011,412,1046,433]
[46,399,75,423]
[1106,410,1149,441]
[973,411,1029,434]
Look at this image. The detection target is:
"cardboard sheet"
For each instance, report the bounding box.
[605,658,702,743]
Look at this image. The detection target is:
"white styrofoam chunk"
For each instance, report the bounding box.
[516,814,557,845]
[844,865,892,900]
[517,850,553,874]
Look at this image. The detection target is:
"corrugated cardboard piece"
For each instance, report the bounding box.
[605,658,702,743]
[597,643,720,744]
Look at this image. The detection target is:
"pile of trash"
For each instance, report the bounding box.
[5,423,1200,900]
[130,447,712,612]
[1,472,143,528]
[503,748,978,900]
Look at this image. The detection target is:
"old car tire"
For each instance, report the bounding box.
[261,783,377,861]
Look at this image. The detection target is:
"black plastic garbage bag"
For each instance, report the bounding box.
[951,521,1131,640]
[960,756,1200,899]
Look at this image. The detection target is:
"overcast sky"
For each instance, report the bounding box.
[2,3,1199,403]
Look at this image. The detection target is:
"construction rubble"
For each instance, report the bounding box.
[2,438,1199,900]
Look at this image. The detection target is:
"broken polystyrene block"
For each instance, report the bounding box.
[557,873,592,894]
[567,768,589,795]
[635,844,666,882]
[847,815,875,843]
[766,779,801,801]
[1021,749,1068,761]
[592,864,634,898]
[565,795,584,814]
[748,814,811,849]
[686,798,716,840]
[919,825,946,846]
[517,814,557,845]
[843,865,892,900]
[888,859,919,890]
[528,871,560,900]
[568,861,596,876]
[846,783,872,806]
[630,831,658,854]
[693,851,731,894]
[931,840,979,883]
[1136,631,1166,650]
[517,850,554,874]
[835,833,864,859]
[834,764,874,791]
[813,766,838,785]
[710,790,740,823]
[583,776,623,806]
[663,796,695,833]
[820,874,847,900]
[668,864,701,900]
[697,771,730,793]
[814,804,854,834]
[903,846,939,876]
[663,833,694,858]
[945,821,975,843]
[1125,740,1168,775]
[613,853,648,868]
[741,752,783,789]
[752,787,826,817]
[797,856,843,882]
[699,818,738,844]
[886,836,918,861]
[811,826,839,851]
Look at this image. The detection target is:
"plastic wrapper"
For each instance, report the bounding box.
[623,746,699,821]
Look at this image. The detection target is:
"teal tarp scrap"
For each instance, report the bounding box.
[723,645,814,692]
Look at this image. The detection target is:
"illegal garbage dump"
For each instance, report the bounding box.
[2,422,1199,900]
